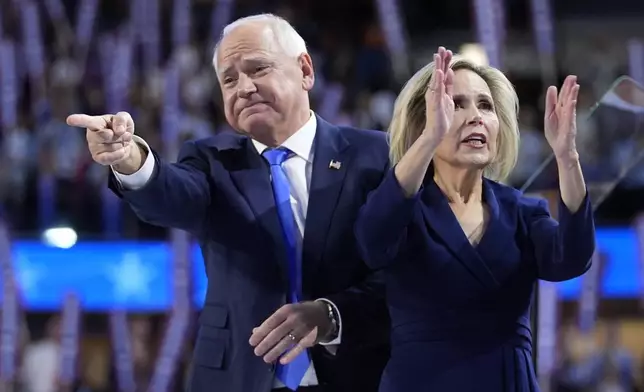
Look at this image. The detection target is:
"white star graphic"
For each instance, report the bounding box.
[107,252,156,303]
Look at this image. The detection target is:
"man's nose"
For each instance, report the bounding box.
[236,74,257,98]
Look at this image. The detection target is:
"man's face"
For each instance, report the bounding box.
[216,23,314,141]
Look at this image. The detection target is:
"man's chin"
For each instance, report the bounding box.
[241,116,276,139]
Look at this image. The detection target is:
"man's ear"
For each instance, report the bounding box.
[298,53,315,91]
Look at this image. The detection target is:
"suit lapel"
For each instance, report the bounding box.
[226,138,289,283]
[420,179,499,289]
[476,180,518,279]
[302,117,351,292]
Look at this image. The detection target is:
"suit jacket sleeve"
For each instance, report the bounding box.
[322,157,393,351]
[323,268,389,351]
[524,192,596,282]
[355,168,421,270]
[109,140,211,236]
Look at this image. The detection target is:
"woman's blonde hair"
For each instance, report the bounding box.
[388,56,520,182]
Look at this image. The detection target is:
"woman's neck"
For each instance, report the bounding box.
[433,163,484,205]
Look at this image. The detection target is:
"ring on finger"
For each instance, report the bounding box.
[262,332,298,362]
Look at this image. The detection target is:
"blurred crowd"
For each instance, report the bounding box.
[0,0,404,239]
[0,0,643,391]
[1,0,642,237]
[17,314,193,392]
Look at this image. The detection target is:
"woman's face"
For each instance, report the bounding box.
[433,69,500,171]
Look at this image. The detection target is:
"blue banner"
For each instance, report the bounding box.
[7,241,173,310]
[0,227,640,310]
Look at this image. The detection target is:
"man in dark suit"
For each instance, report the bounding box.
[67,13,389,392]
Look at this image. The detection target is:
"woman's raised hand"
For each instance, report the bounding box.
[422,47,455,142]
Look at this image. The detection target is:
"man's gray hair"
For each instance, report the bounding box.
[213,13,308,74]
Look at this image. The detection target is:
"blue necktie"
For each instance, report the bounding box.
[262,148,310,390]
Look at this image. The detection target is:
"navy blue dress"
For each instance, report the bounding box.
[355,171,595,392]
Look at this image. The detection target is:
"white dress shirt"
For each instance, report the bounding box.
[112,112,341,387]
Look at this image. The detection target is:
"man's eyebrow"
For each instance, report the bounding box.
[219,57,273,75]
[241,56,271,64]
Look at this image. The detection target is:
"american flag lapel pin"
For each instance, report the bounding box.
[328,160,342,170]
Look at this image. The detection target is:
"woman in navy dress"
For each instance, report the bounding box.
[355,47,595,392]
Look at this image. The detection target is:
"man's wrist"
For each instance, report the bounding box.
[113,143,147,174]
[316,300,339,342]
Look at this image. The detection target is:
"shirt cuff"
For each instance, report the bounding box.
[315,298,342,346]
[111,135,155,190]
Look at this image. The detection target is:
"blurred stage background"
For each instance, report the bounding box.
[0,0,644,391]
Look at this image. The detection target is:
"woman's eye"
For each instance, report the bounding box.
[479,101,494,110]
